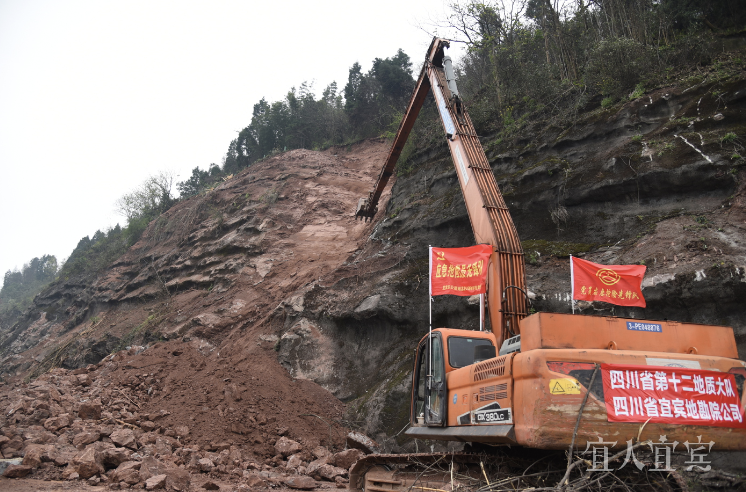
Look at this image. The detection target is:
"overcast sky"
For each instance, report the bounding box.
[0,0,467,287]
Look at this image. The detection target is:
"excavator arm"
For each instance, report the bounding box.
[357,38,527,346]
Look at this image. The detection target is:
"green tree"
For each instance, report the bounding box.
[371,49,414,104]
[344,50,415,138]
[115,171,176,222]
[177,167,211,197]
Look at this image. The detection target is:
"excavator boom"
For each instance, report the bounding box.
[357,38,527,345]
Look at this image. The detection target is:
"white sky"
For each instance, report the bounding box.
[0,0,465,286]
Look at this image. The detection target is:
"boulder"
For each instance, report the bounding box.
[306,457,328,476]
[284,475,318,490]
[316,464,347,481]
[140,420,156,432]
[311,445,331,459]
[228,446,243,463]
[275,436,302,457]
[98,425,114,437]
[109,461,141,485]
[243,472,267,488]
[22,426,56,444]
[2,437,23,457]
[139,456,190,491]
[3,464,32,478]
[139,456,165,481]
[73,430,101,449]
[78,401,102,420]
[110,428,137,449]
[48,444,78,467]
[21,443,53,468]
[77,374,93,386]
[329,448,365,470]
[163,467,190,491]
[202,481,220,490]
[102,447,132,468]
[139,432,158,446]
[0,458,21,475]
[146,473,168,490]
[346,432,380,454]
[286,453,304,470]
[61,465,78,479]
[174,426,190,438]
[6,399,30,417]
[89,441,115,453]
[44,414,72,432]
[73,446,104,478]
[154,437,173,456]
[197,458,215,472]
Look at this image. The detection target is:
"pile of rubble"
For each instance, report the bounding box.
[0,344,367,490]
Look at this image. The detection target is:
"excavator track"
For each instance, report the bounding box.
[349,453,488,492]
[348,449,690,492]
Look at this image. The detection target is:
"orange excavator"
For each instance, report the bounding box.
[349,38,746,491]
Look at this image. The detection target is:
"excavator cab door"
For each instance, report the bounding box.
[413,333,446,426]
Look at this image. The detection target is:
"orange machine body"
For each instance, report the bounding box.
[408,313,746,450]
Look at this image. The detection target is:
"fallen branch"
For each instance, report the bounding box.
[567,364,599,470]
[116,388,141,409]
[115,419,139,430]
[556,440,652,490]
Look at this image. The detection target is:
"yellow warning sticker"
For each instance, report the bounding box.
[549,378,581,395]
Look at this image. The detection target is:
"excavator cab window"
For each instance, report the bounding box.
[412,334,447,426]
[414,339,428,422]
[447,336,494,368]
[427,335,446,426]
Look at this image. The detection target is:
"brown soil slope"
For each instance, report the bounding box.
[0,140,394,489]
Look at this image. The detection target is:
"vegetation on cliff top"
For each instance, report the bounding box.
[402,0,746,159]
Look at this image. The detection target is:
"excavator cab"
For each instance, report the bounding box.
[411,329,499,428]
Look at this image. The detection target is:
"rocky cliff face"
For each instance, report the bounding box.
[1,73,745,457]
[0,141,392,377]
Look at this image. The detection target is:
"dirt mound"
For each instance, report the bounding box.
[0,338,361,489]
[100,340,345,452]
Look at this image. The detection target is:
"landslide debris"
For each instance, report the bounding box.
[0,140,394,489]
[0,342,368,490]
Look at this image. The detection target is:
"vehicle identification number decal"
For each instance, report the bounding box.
[626,321,662,332]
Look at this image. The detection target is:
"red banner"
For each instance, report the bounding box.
[572,257,646,307]
[601,363,746,428]
[430,245,492,296]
